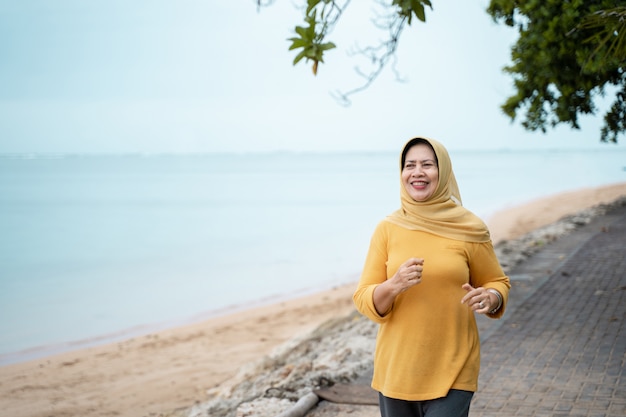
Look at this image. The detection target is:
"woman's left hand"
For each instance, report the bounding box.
[460,283,494,314]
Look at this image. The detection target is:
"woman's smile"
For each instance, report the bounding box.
[410,180,429,189]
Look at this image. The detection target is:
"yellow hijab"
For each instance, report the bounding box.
[385,137,491,243]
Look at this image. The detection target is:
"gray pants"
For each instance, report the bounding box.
[379,389,474,417]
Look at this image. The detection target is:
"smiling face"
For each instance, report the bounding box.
[401,143,439,202]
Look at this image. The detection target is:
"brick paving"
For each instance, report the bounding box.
[471,202,626,417]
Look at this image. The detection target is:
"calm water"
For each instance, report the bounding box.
[1,149,625,363]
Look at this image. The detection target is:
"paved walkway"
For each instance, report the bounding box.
[308,200,626,417]
[471,201,626,417]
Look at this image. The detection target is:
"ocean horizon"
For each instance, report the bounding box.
[1,148,625,365]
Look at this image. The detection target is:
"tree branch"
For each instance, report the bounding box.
[332,12,408,106]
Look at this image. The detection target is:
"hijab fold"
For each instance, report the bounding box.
[385,137,491,243]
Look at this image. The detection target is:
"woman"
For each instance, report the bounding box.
[353,137,510,417]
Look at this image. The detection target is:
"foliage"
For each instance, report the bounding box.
[287,1,339,75]
[486,1,625,143]
[576,7,626,65]
[257,1,625,142]
[282,0,433,103]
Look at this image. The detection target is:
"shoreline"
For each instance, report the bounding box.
[0,182,625,417]
[0,280,359,367]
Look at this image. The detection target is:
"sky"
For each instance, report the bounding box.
[0,0,624,154]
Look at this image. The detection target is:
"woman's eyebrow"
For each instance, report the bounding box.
[406,159,436,164]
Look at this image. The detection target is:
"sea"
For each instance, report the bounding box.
[1,149,625,364]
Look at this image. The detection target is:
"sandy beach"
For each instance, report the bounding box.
[1,182,625,417]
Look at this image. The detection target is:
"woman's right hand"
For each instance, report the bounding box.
[373,257,423,315]
[391,257,424,292]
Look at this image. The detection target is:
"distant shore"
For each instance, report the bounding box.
[0,182,624,417]
[487,182,626,243]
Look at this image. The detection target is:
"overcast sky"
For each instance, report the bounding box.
[0,0,623,153]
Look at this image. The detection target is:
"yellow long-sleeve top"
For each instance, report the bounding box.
[353,221,510,401]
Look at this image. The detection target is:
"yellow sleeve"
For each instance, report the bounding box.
[353,222,392,324]
[468,241,511,318]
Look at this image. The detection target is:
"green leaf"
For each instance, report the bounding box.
[287,38,309,51]
[306,0,323,15]
[293,50,308,65]
[412,1,426,22]
[294,25,310,40]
